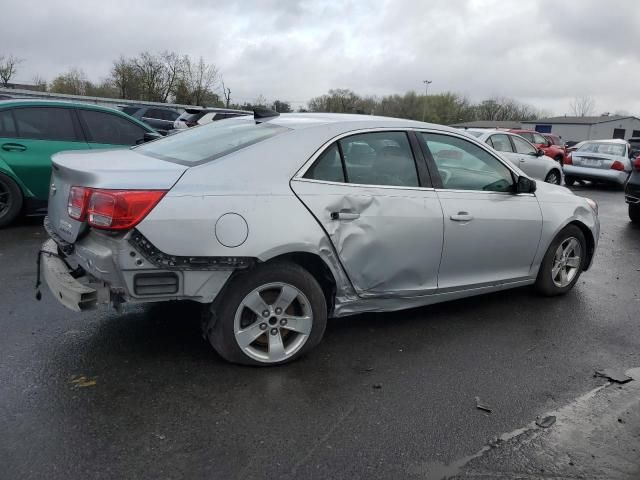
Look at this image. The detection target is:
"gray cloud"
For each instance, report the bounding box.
[2,0,639,114]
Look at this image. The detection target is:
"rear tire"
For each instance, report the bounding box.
[564,176,576,186]
[630,204,640,223]
[544,169,562,185]
[0,173,23,228]
[206,261,327,366]
[535,225,586,296]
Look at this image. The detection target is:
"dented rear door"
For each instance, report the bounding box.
[291,131,444,298]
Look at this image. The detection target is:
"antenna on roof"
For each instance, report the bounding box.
[253,107,280,123]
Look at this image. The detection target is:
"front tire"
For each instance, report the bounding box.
[544,169,562,185]
[0,173,23,228]
[564,176,576,187]
[206,262,327,366]
[630,204,640,223]
[535,225,586,296]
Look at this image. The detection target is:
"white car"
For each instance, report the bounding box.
[173,108,251,129]
[465,129,563,184]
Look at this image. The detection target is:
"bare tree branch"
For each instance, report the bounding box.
[570,95,595,117]
[0,55,23,87]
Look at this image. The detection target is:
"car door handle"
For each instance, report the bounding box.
[450,212,473,222]
[1,143,26,152]
[331,211,360,221]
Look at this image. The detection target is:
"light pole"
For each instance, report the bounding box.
[422,80,432,122]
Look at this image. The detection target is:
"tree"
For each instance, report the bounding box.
[0,54,23,87]
[31,75,47,92]
[111,55,140,99]
[50,68,89,95]
[570,95,595,117]
[272,100,292,113]
[182,56,219,105]
[308,89,362,113]
[221,79,231,107]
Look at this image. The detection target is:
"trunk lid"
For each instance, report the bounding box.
[48,148,187,243]
[571,152,627,170]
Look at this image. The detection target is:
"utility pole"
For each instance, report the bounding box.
[421,79,432,122]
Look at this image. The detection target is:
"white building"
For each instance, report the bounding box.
[521,115,640,143]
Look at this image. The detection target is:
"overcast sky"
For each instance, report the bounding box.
[3,0,639,115]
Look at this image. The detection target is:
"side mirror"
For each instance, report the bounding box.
[137,132,162,144]
[536,148,545,157]
[516,176,536,194]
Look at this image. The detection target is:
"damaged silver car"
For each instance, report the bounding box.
[40,111,600,365]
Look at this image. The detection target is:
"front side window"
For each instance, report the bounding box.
[0,109,17,138]
[421,133,514,192]
[13,107,79,142]
[136,117,290,165]
[79,109,147,145]
[487,134,514,153]
[511,136,537,155]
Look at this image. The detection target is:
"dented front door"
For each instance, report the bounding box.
[291,180,444,297]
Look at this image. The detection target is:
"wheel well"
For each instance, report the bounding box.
[568,221,595,270]
[266,252,337,315]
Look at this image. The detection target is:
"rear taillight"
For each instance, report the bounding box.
[67,188,166,230]
[611,160,625,171]
[634,156,640,170]
[68,186,91,220]
[564,153,572,165]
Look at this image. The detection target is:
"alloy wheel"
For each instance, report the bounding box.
[233,282,313,363]
[545,171,560,185]
[0,178,11,217]
[551,237,582,287]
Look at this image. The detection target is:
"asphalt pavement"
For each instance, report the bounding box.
[1,185,639,480]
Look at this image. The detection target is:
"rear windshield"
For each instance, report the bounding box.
[120,106,140,116]
[577,142,626,156]
[135,118,290,165]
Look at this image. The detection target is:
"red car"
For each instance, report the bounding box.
[507,129,566,164]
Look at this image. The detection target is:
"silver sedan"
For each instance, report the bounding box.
[563,139,633,186]
[41,112,600,365]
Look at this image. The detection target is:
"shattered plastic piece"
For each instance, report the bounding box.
[475,396,492,413]
[594,369,632,384]
[372,383,382,389]
[70,375,97,388]
[535,415,556,428]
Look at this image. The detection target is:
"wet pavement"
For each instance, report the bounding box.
[1,185,639,480]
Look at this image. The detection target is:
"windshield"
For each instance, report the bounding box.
[136,118,291,165]
[577,142,626,156]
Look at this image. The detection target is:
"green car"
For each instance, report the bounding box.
[0,99,159,227]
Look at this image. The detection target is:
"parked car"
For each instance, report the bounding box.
[563,139,633,186]
[173,107,251,129]
[508,129,566,163]
[465,129,563,184]
[0,99,159,227]
[628,137,640,158]
[118,105,180,135]
[624,154,640,222]
[40,112,599,365]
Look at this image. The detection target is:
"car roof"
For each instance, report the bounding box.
[0,98,156,132]
[263,112,459,133]
[582,138,628,144]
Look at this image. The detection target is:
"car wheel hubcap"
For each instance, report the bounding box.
[551,237,582,288]
[546,172,559,184]
[234,282,313,363]
[0,180,10,216]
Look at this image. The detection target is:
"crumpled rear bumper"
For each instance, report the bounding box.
[40,239,103,312]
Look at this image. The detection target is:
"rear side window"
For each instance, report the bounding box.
[0,110,17,138]
[13,107,80,141]
[487,134,514,153]
[79,109,148,145]
[305,132,420,188]
[305,144,344,183]
[120,106,140,116]
[136,118,290,165]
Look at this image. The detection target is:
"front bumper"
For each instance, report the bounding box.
[563,165,629,185]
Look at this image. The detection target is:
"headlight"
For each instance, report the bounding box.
[585,198,598,216]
